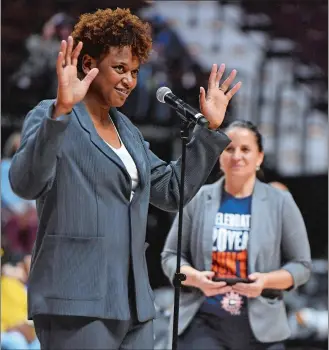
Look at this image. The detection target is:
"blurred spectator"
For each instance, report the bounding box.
[120,12,196,127]
[10,13,74,102]
[1,251,40,350]
[295,308,328,340]
[2,132,38,255]
[153,287,174,349]
[269,180,328,345]
[285,259,328,344]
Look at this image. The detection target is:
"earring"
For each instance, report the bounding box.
[256,165,260,171]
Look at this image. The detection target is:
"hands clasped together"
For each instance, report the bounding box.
[191,270,267,298]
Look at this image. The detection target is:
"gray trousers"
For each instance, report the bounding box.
[33,268,154,349]
[33,314,154,350]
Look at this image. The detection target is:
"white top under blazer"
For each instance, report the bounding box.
[105,118,139,200]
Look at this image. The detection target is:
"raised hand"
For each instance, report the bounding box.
[199,63,242,129]
[53,36,99,118]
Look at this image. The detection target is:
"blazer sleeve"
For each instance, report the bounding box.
[161,193,197,284]
[281,191,312,290]
[9,100,71,200]
[144,125,230,212]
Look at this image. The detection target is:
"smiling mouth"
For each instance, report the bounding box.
[115,88,129,97]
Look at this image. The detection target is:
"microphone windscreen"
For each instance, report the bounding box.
[156,86,172,103]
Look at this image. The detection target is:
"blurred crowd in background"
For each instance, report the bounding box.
[1,0,328,349]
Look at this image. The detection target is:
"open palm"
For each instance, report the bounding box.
[56,36,99,113]
[199,64,242,129]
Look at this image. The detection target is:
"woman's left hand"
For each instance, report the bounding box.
[199,63,242,129]
[232,273,267,298]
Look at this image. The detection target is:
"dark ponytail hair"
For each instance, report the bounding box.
[224,120,263,152]
[222,120,265,181]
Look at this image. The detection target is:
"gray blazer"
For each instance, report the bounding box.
[9,100,230,323]
[161,178,311,343]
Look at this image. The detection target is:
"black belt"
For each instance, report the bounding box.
[261,289,283,300]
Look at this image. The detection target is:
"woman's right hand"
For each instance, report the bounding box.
[53,36,99,118]
[190,270,232,297]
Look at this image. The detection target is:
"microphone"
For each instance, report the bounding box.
[156,87,209,127]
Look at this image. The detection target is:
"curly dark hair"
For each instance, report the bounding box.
[72,8,152,73]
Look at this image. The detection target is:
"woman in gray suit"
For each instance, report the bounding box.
[162,120,312,350]
[9,8,242,350]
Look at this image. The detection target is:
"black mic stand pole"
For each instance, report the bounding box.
[171,106,192,350]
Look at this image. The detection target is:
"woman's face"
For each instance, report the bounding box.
[83,46,140,108]
[220,127,264,180]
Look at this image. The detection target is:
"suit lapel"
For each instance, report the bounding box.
[203,179,223,270]
[110,108,147,190]
[73,102,130,179]
[248,180,267,273]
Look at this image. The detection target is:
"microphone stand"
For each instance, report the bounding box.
[171,106,192,350]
